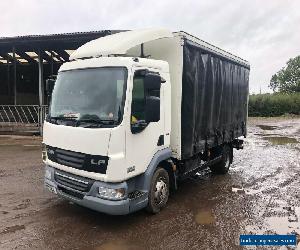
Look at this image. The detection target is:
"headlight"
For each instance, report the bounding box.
[42,143,47,161]
[98,187,125,200]
[45,168,52,180]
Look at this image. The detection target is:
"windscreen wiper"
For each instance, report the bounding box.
[75,118,116,127]
[48,116,77,124]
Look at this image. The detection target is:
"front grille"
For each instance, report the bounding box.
[56,148,85,169]
[54,170,94,193]
[47,145,108,174]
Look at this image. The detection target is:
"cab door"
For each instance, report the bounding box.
[125,68,165,178]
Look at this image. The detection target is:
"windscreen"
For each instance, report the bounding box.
[49,67,127,126]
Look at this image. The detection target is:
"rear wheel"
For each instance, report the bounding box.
[146,168,169,214]
[210,144,232,174]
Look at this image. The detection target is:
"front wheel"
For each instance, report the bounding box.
[146,168,169,214]
[210,145,232,174]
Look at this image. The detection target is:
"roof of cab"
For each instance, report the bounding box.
[70,28,173,60]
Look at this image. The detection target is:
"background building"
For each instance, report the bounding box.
[0,30,115,133]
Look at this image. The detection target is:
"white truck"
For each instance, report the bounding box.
[43,28,250,215]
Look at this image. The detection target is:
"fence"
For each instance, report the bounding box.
[0,105,48,134]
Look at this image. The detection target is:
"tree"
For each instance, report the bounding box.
[269,55,300,93]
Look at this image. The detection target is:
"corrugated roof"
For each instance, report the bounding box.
[0,30,112,41]
[0,30,118,64]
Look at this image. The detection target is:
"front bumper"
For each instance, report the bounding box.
[44,166,148,215]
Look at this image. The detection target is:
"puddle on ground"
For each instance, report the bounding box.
[246,206,300,236]
[195,210,215,225]
[264,136,299,145]
[257,125,278,130]
[254,133,280,137]
[265,216,299,234]
[245,217,299,235]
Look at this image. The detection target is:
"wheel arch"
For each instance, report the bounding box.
[135,148,172,192]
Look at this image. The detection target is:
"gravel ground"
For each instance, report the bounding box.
[0,117,299,250]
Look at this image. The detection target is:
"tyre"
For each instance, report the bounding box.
[146,168,169,214]
[210,144,232,174]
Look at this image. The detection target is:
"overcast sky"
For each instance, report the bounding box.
[1,0,300,93]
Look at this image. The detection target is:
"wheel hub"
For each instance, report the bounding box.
[154,178,167,205]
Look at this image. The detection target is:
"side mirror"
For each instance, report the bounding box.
[144,73,161,92]
[145,96,160,123]
[131,120,148,134]
[46,79,55,96]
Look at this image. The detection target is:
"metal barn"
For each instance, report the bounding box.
[0,30,113,134]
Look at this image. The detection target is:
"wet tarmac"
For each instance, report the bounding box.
[0,117,299,250]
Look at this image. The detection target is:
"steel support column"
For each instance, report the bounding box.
[51,51,54,76]
[7,58,10,99]
[12,47,17,105]
[38,49,44,135]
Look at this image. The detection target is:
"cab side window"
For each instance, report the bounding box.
[131,76,145,123]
